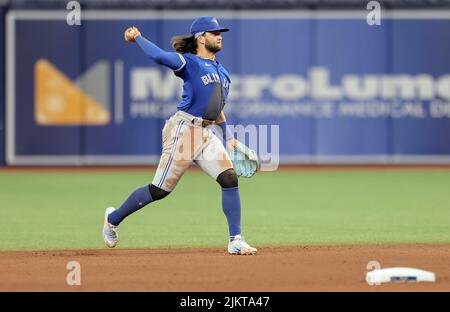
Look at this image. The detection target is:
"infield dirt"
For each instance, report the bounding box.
[1,244,449,291]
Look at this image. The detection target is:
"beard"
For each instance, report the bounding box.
[205,39,221,53]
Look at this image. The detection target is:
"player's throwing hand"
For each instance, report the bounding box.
[124,26,141,42]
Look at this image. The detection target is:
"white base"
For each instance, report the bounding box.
[366,267,436,284]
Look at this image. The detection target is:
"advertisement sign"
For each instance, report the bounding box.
[6,11,450,165]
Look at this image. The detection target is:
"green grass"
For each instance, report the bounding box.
[1,169,450,250]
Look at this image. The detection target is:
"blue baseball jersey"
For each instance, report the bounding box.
[175,53,231,120]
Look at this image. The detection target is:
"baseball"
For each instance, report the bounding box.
[125,27,139,42]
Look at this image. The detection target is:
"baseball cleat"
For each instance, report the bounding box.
[102,207,118,248]
[228,235,257,255]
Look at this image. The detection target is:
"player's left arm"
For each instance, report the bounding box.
[215,111,235,149]
[215,112,260,177]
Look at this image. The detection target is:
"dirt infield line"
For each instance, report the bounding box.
[1,244,449,291]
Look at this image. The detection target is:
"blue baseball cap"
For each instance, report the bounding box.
[190,16,229,34]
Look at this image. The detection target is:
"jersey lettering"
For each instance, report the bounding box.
[201,73,221,86]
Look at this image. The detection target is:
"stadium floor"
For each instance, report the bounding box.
[1,244,449,291]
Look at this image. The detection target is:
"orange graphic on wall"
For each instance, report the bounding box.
[35,59,110,125]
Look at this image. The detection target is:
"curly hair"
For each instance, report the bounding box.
[171,34,198,54]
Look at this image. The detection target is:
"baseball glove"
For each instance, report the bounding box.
[229,141,260,178]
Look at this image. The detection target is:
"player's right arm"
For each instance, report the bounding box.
[124,26,185,72]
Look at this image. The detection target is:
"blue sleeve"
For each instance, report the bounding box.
[135,35,186,71]
[217,121,235,146]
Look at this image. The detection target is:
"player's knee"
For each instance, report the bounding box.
[216,168,238,188]
[149,184,170,201]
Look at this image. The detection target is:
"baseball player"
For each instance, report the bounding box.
[102,16,258,255]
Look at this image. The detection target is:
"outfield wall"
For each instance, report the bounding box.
[0,6,4,166]
[3,10,450,165]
